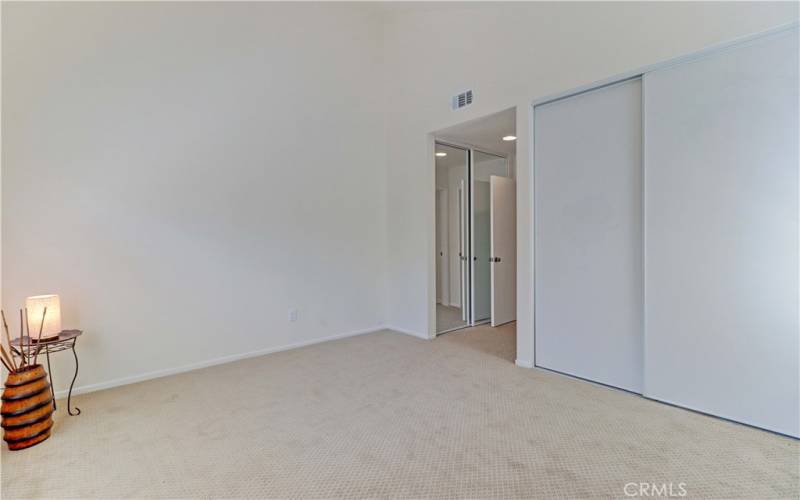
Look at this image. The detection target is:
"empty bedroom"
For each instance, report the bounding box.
[2,1,798,499]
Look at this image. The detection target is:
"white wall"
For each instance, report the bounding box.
[381,2,799,362]
[2,2,388,393]
[3,2,799,395]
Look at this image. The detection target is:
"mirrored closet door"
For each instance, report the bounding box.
[470,151,509,325]
[435,142,510,334]
[435,143,471,334]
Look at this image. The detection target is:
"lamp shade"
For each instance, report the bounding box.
[25,295,62,340]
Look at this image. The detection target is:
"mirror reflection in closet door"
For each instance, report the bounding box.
[435,143,471,334]
[471,150,508,324]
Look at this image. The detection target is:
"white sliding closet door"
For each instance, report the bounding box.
[644,29,799,437]
[534,78,643,393]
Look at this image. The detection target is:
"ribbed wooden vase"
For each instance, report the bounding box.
[1,365,55,450]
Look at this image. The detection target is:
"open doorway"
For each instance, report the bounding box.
[433,108,517,336]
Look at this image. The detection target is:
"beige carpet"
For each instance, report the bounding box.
[1,323,797,499]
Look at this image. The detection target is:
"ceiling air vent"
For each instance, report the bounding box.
[451,90,473,110]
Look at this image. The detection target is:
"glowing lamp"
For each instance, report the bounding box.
[25,295,62,340]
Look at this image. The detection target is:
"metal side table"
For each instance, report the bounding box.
[10,330,83,416]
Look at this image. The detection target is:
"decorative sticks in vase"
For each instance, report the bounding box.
[0,308,47,372]
[0,311,18,373]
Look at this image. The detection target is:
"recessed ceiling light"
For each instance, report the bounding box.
[502,135,517,141]
[435,152,447,157]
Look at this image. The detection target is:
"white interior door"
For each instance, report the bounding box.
[490,176,516,326]
[643,28,799,437]
[534,78,643,393]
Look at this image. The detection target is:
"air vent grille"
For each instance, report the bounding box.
[452,90,473,110]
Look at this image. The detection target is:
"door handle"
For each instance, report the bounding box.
[489,257,501,263]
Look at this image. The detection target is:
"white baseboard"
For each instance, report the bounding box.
[515,359,534,368]
[53,325,387,400]
[386,325,431,340]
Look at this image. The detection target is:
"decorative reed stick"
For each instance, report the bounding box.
[24,308,31,366]
[32,307,47,366]
[0,353,12,373]
[1,310,17,371]
[0,343,14,369]
[0,345,14,373]
[19,309,26,368]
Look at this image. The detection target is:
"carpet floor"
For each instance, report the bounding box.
[1,323,797,499]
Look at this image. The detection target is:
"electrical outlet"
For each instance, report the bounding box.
[288,308,298,322]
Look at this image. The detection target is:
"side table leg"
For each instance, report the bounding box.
[67,339,81,416]
[45,345,56,411]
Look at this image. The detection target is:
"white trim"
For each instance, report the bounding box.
[436,137,508,160]
[515,358,533,369]
[469,145,476,324]
[53,326,388,399]
[387,325,431,340]
[525,102,536,369]
[641,72,649,396]
[426,133,438,339]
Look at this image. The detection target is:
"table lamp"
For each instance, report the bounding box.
[25,295,61,341]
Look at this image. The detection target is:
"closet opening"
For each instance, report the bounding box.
[432,108,517,340]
